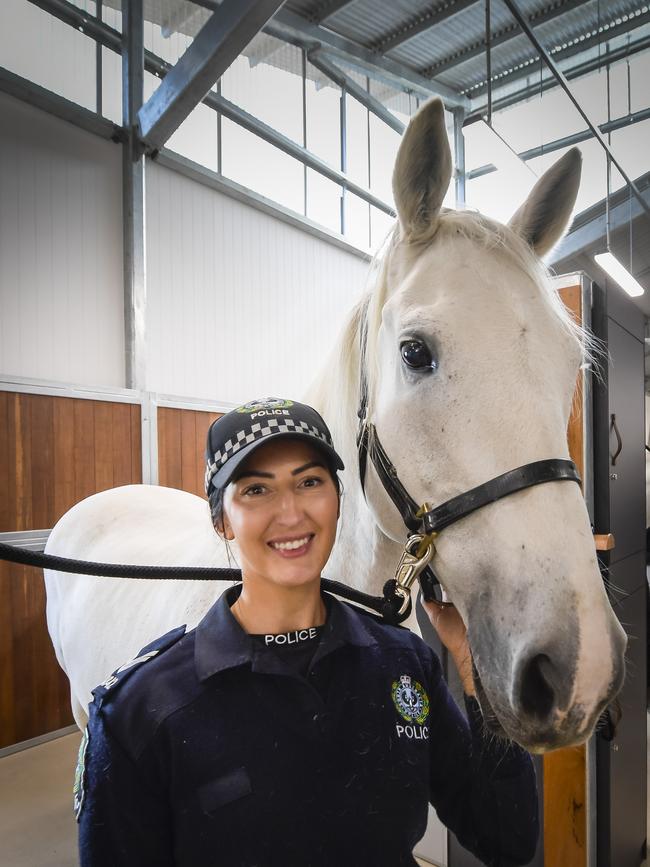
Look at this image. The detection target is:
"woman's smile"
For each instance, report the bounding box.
[267,533,316,556]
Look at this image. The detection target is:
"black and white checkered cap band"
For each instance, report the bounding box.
[205,418,333,493]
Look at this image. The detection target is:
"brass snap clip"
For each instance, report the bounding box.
[393,531,437,616]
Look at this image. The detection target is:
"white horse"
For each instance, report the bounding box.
[45,98,626,752]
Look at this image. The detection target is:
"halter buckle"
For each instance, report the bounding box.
[393,533,437,616]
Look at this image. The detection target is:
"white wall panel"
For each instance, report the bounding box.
[0,92,124,387]
[146,161,371,403]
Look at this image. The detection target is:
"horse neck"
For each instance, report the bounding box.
[304,298,404,596]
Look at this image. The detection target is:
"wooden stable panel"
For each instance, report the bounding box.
[0,562,74,747]
[0,391,142,748]
[0,393,142,531]
[158,407,221,498]
[542,284,587,867]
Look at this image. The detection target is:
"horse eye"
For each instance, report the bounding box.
[400,339,437,371]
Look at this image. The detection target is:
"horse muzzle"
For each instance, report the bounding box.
[470,623,626,752]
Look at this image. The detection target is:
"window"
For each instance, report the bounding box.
[101,46,122,124]
[369,114,401,205]
[221,119,304,214]
[306,170,342,234]
[305,60,341,167]
[344,192,370,251]
[222,39,303,145]
[346,93,370,188]
[1,0,96,111]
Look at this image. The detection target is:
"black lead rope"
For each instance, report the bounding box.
[0,543,408,625]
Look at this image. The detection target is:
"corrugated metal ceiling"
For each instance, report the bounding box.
[121,0,650,105]
[282,0,650,98]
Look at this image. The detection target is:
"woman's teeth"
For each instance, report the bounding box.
[270,536,311,551]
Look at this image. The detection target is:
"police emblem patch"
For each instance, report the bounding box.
[391,674,430,724]
[236,398,293,413]
[73,726,89,821]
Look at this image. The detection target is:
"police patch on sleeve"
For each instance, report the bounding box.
[391,674,430,724]
[73,726,89,821]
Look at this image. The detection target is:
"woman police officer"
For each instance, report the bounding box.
[76,397,538,867]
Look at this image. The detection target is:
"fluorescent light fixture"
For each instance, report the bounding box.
[594,251,644,298]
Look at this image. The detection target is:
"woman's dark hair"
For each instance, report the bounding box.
[208,462,342,534]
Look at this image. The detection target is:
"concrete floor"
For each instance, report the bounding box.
[1,723,648,867]
[1,731,81,867]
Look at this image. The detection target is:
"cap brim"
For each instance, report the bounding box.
[210,432,345,491]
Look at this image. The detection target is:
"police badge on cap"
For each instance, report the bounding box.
[205,398,345,495]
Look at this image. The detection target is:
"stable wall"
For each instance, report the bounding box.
[146,159,370,403]
[0,92,124,388]
[0,90,371,403]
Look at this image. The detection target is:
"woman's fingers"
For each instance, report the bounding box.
[421,599,467,654]
[422,599,476,696]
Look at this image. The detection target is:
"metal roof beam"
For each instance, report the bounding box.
[467,105,650,180]
[423,0,584,78]
[139,51,395,217]
[137,0,285,151]
[35,0,466,108]
[310,1,357,25]
[29,0,395,215]
[550,177,650,265]
[28,0,121,47]
[141,47,394,213]
[369,0,479,55]
[139,50,394,214]
[0,65,120,141]
[474,32,650,114]
[203,92,394,214]
[307,51,405,134]
[501,0,650,220]
[264,8,469,107]
[467,7,650,102]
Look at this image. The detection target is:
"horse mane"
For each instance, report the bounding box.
[308,209,597,461]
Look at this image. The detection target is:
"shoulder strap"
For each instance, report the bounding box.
[91,624,186,708]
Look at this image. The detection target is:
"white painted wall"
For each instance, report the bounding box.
[0,92,373,401]
[0,91,125,388]
[145,160,370,403]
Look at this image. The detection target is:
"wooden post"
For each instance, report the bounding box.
[543,281,588,867]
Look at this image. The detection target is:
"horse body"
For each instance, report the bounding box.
[45,98,626,750]
[45,486,225,725]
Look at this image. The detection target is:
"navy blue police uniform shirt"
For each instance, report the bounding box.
[76,585,539,867]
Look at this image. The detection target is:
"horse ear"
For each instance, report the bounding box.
[392,98,452,241]
[508,147,582,257]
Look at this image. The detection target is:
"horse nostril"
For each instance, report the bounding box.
[517,653,558,721]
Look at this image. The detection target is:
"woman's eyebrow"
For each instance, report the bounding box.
[291,460,326,476]
[236,460,325,482]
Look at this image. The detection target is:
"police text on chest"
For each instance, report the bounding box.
[264,627,318,645]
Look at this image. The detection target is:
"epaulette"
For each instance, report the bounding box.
[90,624,187,709]
[75,625,187,822]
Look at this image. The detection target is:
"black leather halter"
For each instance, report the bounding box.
[355,311,582,600]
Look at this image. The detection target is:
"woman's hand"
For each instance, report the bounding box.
[422,599,475,697]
